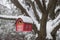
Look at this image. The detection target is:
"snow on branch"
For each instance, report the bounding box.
[0,15,18,20]
[52,14,60,26]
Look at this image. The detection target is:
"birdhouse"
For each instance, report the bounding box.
[16,16,33,32]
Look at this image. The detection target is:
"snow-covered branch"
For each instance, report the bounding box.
[0,15,17,19]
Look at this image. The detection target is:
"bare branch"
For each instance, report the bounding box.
[35,0,46,14]
[51,23,60,40]
[42,0,46,10]
[49,10,56,20]
[11,0,29,16]
[47,0,57,20]
[47,0,57,12]
[51,23,60,36]
[26,0,40,22]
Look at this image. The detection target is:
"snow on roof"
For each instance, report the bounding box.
[18,15,33,23]
[0,15,33,23]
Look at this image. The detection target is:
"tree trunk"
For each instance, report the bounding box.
[36,12,48,40]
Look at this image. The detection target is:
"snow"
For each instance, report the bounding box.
[0,15,18,19]
[34,1,42,19]
[55,6,60,13]
[0,0,10,9]
[36,7,42,19]
[28,10,40,30]
[46,0,49,8]
[26,8,40,30]
[18,15,33,23]
[31,0,34,2]
[0,0,16,9]
[0,15,33,23]
[46,13,60,39]
[46,20,53,39]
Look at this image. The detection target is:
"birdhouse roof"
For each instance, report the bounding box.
[18,15,33,24]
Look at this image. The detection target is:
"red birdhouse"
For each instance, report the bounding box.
[16,16,33,32]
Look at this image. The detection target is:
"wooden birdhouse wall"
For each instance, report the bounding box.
[16,18,24,31]
[23,23,32,31]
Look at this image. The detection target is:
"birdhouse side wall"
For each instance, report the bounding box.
[23,23,32,31]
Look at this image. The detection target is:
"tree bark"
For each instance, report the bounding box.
[32,24,38,33]
[42,0,46,10]
[47,0,57,20]
[35,0,48,40]
[40,13,48,40]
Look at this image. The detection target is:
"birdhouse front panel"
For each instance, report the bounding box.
[16,24,24,31]
[16,18,24,32]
